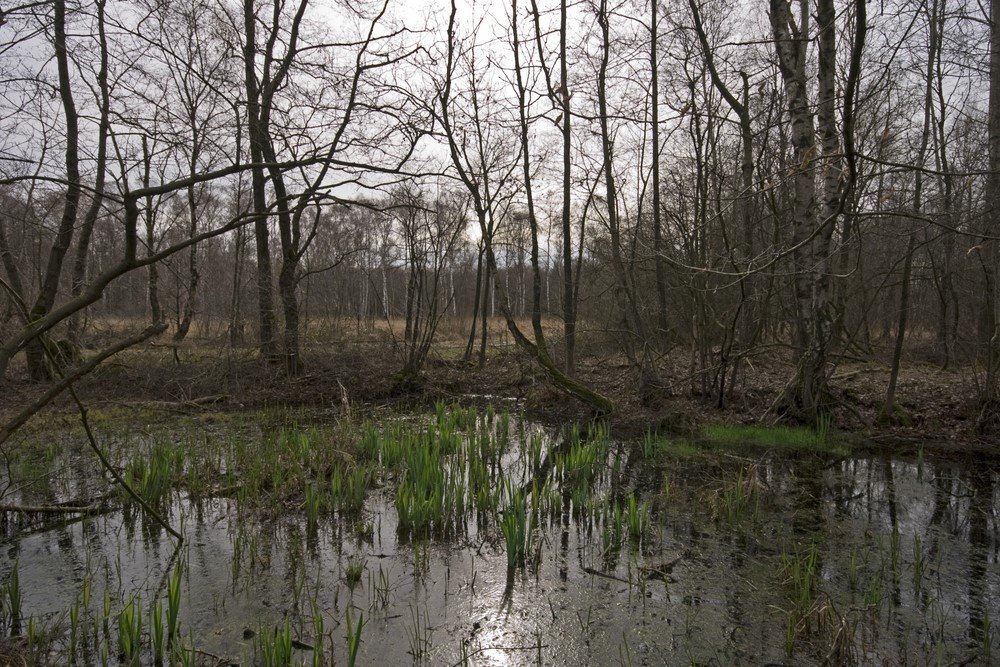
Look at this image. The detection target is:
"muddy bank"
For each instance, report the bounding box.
[1,343,996,457]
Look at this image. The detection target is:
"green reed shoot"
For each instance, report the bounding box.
[167,560,183,649]
[257,620,294,667]
[346,609,365,667]
[69,599,80,664]
[117,597,142,665]
[150,599,164,664]
[913,533,924,589]
[5,561,21,636]
[501,489,529,569]
[625,495,650,545]
[311,603,324,667]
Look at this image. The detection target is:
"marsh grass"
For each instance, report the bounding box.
[711,465,763,525]
[3,561,21,636]
[701,424,847,456]
[501,486,529,569]
[346,609,365,667]
[126,441,183,506]
[625,495,650,545]
[643,430,705,459]
[782,544,820,612]
[344,556,366,589]
[117,597,142,666]
[257,620,294,666]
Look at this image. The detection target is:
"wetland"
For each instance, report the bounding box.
[0,404,996,665]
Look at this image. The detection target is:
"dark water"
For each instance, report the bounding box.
[0,410,996,665]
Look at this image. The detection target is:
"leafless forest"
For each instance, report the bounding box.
[1,0,999,432]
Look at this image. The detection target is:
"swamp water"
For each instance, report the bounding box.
[0,405,996,665]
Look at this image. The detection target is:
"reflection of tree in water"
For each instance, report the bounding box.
[966,467,995,651]
[880,455,902,609]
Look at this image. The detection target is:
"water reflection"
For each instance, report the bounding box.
[0,416,996,664]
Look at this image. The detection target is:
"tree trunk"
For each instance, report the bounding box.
[464,240,484,363]
[142,137,162,326]
[173,181,201,342]
[558,0,575,375]
[651,0,669,341]
[26,0,82,381]
[982,0,1000,415]
[243,0,277,361]
[67,0,110,346]
[885,0,939,419]
[770,0,832,419]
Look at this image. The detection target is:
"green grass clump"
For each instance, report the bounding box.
[395,442,467,537]
[331,464,369,516]
[712,465,762,525]
[643,430,705,459]
[500,484,531,570]
[700,423,847,455]
[625,494,650,545]
[126,441,184,505]
[344,556,366,589]
[257,620,294,666]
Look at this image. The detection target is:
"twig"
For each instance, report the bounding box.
[582,566,631,584]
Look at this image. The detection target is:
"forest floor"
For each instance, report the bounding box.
[1,336,996,457]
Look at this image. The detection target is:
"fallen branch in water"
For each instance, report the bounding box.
[69,383,184,544]
[0,503,107,514]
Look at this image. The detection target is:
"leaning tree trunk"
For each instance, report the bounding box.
[597,0,664,401]
[501,0,613,413]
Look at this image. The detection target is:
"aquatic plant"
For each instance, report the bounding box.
[625,494,650,545]
[150,599,164,664]
[69,599,81,663]
[126,441,183,506]
[331,464,369,516]
[304,482,322,531]
[346,609,365,667]
[405,604,431,662]
[310,603,325,667]
[395,441,467,536]
[4,561,21,636]
[712,465,762,525]
[166,560,183,650]
[782,544,820,612]
[912,533,924,589]
[344,556,365,589]
[501,489,529,569]
[369,565,391,609]
[117,597,142,666]
[257,620,294,667]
